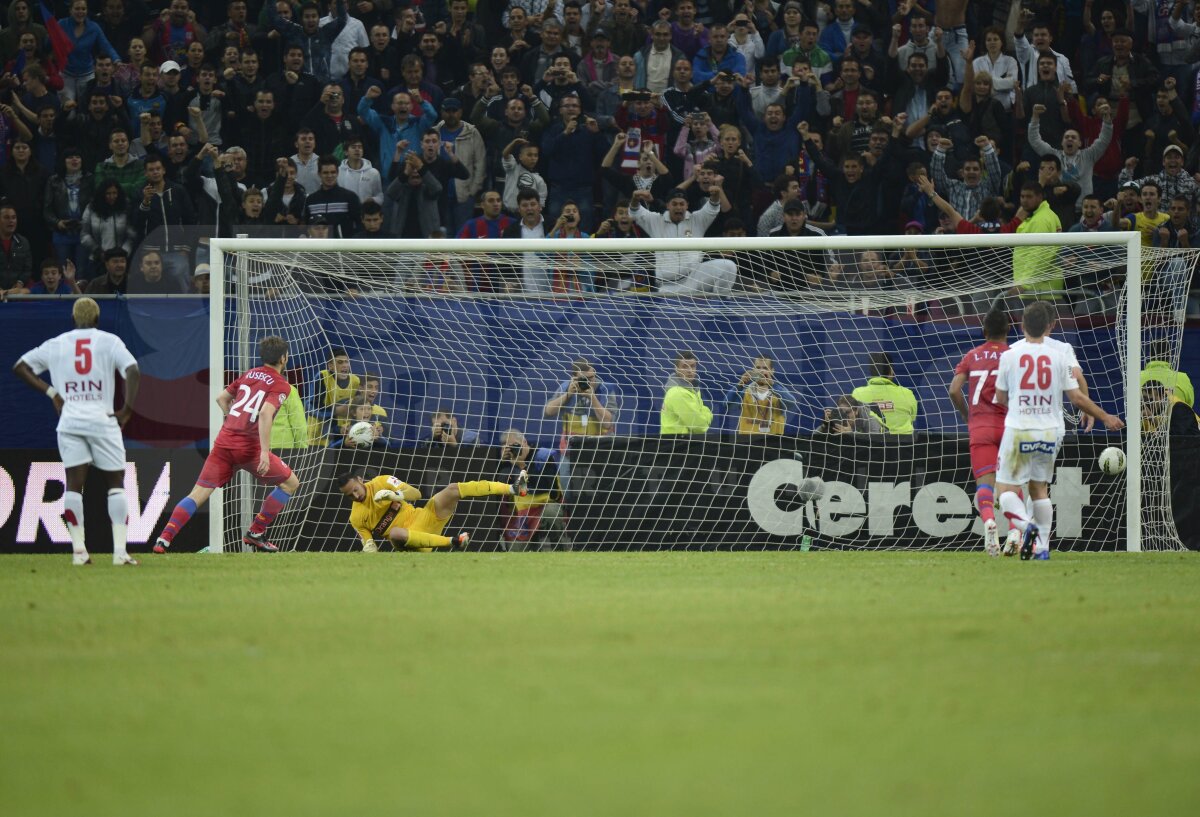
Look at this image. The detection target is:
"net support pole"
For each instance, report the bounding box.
[208,241,226,553]
[235,238,254,551]
[1125,233,1142,553]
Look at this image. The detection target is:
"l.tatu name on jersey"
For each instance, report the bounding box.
[970,350,1002,363]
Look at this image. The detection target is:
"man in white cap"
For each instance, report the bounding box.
[191,262,211,294]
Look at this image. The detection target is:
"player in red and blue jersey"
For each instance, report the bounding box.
[153,336,300,553]
[948,309,1010,556]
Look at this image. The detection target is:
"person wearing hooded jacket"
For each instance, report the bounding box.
[436,98,487,232]
[336,136,383,206]
[660,351,713,435]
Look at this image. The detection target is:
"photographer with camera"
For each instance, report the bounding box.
[419,407,480,448]
[817,395,884,434]
[723,355,801,435]
[544,358,618,446]
[497,427,570,550]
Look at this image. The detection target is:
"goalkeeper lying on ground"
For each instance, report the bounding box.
[334,470,529,552]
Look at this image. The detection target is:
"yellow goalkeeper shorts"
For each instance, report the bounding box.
[386,503,450,538]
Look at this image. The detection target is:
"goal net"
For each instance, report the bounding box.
[207,234,1196,553]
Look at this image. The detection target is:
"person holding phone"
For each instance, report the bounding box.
[548,201,590,239]
[729,14,765,76]
[544,92,604,231]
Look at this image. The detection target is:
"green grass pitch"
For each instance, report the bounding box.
[2,552,1198,817]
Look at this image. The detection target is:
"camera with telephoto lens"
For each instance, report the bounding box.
[505,443,522,459]
[576,377,590,391]
[440,421,452,436]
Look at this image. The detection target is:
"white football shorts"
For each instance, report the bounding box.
[58,430,127,472]
[995,427,1062,486]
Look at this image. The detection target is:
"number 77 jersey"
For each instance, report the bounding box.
[955,340,1009,431]
[216,366,292,447]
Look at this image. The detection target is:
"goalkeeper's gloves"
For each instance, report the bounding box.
[374,489,403,503]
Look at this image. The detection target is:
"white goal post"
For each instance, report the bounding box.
[206,230,1182,554]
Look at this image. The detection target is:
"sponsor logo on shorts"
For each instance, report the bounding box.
[1018,440,1057,455]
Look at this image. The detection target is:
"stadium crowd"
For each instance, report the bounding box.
[0,0,1196,299]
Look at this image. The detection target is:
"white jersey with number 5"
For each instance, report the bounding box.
[995,339,1080,432]
[19,328,137,435]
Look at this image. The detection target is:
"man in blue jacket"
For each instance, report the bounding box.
[692,25,746,84]
[734,76,804,183]
[358,84,437,180]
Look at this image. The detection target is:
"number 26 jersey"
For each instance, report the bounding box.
[995,340,1079,432]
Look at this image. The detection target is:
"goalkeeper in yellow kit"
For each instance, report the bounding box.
[334,469,528,552]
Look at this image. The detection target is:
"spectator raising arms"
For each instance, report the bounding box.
[0,0,1186,305]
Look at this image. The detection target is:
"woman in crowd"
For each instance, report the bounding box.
[80,180,136,268]
[114,36,150,98]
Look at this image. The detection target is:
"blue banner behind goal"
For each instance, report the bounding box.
[284,295,1128,449]
[0,296,1130,452]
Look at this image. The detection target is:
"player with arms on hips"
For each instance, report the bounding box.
[993,303,1124,560]
[948,308,1009,556]
[153,336,300,553]
[13,298,140,565]
[334,469,529,552]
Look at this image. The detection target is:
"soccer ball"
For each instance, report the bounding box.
[797,476,825,502]
[1098,446,1126,476]
[348,421,375,447]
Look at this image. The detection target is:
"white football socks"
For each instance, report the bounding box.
[1031,498,1053,553]
[998,491,1028,533]
[63,491,87,562]
[108,488,129,562]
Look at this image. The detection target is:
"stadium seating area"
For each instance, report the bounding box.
[0,0,1194,302]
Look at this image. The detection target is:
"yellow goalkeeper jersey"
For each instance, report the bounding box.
[348,475,421,545]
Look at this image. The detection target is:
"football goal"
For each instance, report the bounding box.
[206,232,1197,553]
